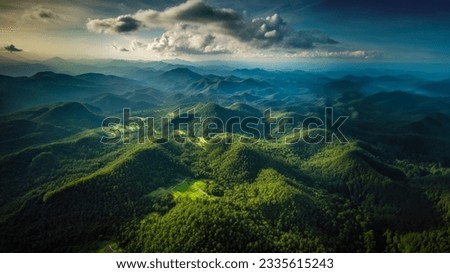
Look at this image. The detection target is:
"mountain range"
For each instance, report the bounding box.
[0,58,449,253]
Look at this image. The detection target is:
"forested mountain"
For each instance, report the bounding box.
[0,60,449,253]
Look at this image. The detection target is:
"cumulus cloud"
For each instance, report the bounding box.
[87,1,295,48]
[147,24,230,54]
[4,44,23,52]
[230,13,288,48]
[86,0,378,57]
[23,6,60,22]
[112,25,231,55]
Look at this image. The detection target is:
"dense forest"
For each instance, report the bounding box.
[0,66,449,253]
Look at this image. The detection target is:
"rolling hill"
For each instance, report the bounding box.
[0,61,449,253]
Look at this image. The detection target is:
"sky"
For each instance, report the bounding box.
[1,0,450,64]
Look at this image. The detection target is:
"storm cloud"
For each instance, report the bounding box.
[87,15,142,33]
[87,0,242,33]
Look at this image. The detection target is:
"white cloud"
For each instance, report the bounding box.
[112,25,232,55]
[147,24,230,54]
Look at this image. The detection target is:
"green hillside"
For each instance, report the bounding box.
[0,68,449,253]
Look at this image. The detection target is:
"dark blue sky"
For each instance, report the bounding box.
[320,0,450,15]
[289,0,450,62]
